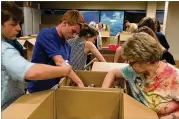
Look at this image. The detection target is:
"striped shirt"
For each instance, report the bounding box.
[68,38,87,70]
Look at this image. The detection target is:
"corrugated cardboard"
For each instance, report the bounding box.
[2,88,159,119]
[2,90,55,119]
[56,87,122,119]
[100,31,110,37]
[17,36,32,40]
[120,32,133,42]
[122,93,159,119]
[60,70,124,88]
[30,34,38,38]
[24,38,36,60]
[175,60,179,69]
[102,37,110,47]
[92,62,128,72]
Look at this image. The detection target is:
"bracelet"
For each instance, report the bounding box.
[171,113,177,119]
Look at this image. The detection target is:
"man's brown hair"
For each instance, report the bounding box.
[61,10,85,26]
[1,1,24,25]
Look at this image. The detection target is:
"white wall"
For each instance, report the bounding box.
[146,1,157,18]
[165,1,179,60]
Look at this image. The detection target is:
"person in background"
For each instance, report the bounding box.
[97,22,106,31]
[1,1,77,111]
[89,21,102,49]
[153,18,161,32]
[137,26,176,66]
[138,17,170,50]
[68,25,106,70]
[27,10,85,93]
[102,32,179,119]
[124,20,137,33]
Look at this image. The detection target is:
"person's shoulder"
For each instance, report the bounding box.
[1,40,15,52]
[86,41,94,47]
[156,32,164,36]
[39,27,55,36]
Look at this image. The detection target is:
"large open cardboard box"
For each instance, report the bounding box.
[100,25,110,47]
[2,87,159,119]
[60,70,125,89]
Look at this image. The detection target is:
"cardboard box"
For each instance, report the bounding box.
[175,60,179,69]
[92,62,128,72]
[120,32,133,42]
[30,34,38,38]
[17,36,33,41]
[2,88,159,119]
[60,70,125,89]
[102,37,110,47]
[17,37,36,60]
[2,90,55,119]
[100,31,110,37]
[23,38,36,61]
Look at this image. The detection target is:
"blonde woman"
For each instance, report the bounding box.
[102,33,179,119]
[69,26,106,70]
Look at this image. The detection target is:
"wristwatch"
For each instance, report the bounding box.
[171,113,177,119]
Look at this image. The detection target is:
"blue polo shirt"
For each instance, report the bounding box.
[27,27,71,93]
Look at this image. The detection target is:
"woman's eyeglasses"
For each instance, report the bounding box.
[128,61,138,67]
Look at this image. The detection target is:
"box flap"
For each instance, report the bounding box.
[17,36,32,40]
[27,38,36,45]
[60,70,124,88]
[75,70,107,87]
[122,93,159,119]
[100,31,110,37]
[120,32,133,42]
[30,34,38,37]
[2,90,55,119]
[56,87,122,119]
[92,62,128,72]
[17,40,26,46]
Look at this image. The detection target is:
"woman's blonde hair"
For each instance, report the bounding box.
[121,32,163,63]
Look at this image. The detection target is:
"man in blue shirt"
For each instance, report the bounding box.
[27,10,85,93]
